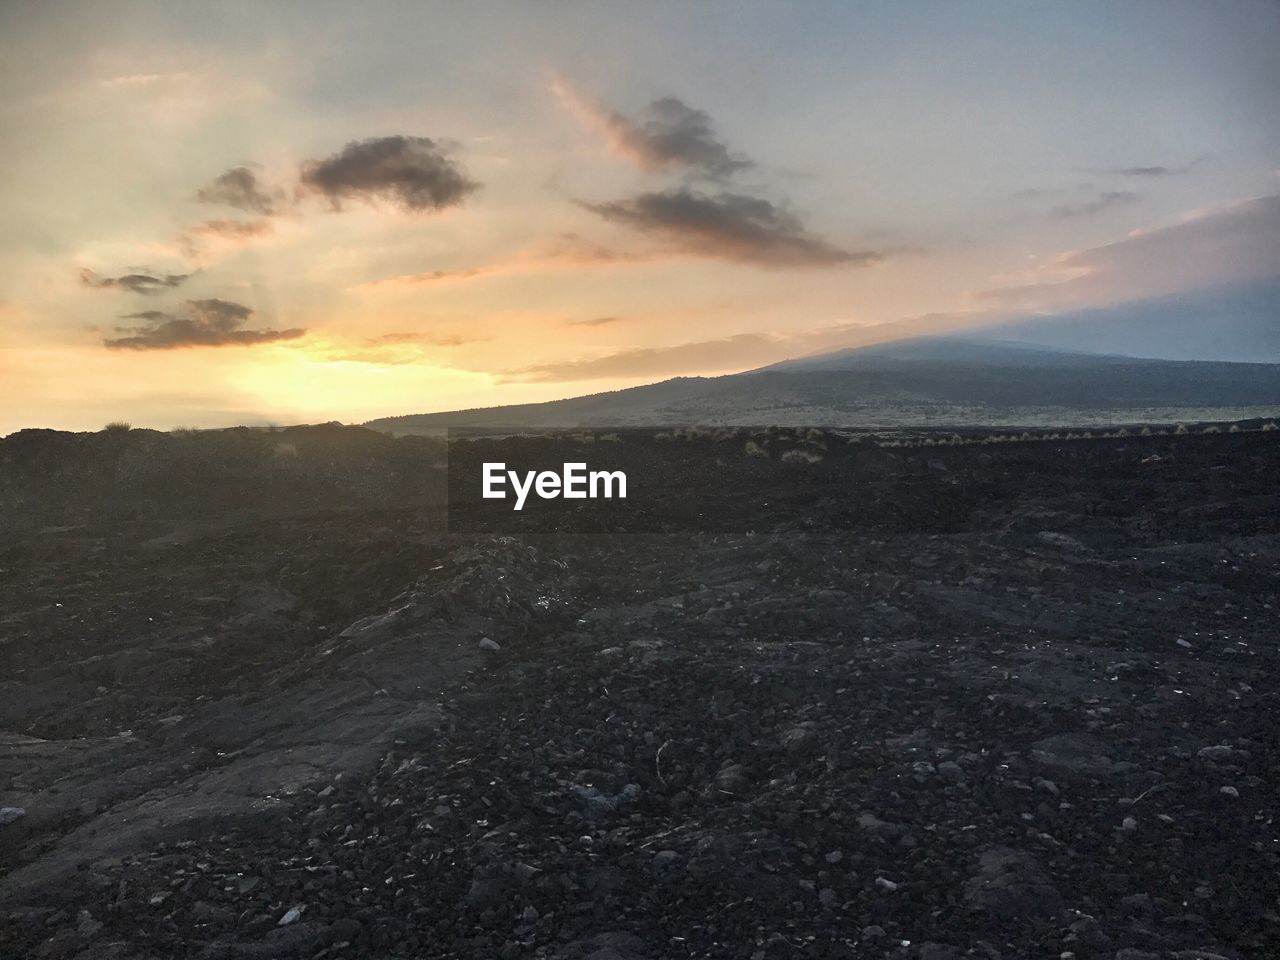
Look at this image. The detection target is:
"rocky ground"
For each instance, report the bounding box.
[1,426,1277,959]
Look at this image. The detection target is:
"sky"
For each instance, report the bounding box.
[1,0,1279,433]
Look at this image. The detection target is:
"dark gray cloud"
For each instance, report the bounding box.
[585,189,879,267]
[299,136,478,212]
[612,97,751,177]
[1049,190,1138,219]
[196,167,278,215]
[566,315,624,327]
[554,79,749,179]
[104,298,304,349]
[80,268,190,295]
[639,97,749,176]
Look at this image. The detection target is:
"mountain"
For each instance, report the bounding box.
[976,278,1280,363]
[366,338,1280,433]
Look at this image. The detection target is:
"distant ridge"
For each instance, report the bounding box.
[977,278,1280,363]
[366,338,1280,433]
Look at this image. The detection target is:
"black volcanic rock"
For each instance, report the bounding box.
[1,427,1277,958]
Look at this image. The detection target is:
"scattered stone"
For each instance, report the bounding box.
[1037,531,1088,551]
[1219,785,1239,798]
[479,637,501,652]
[327,917,364,944]
[1034,777,1059,797]
[277,905,304,926]
[859,812,910,840]
[75,910,102,938]
[0,807,25,826]
[1197,745,1237,761]
[964,846,1063,920]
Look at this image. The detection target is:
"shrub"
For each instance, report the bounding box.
[102,421,132,433]
[781,448,823,464]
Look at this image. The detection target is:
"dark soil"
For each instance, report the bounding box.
[1,427,1277,959]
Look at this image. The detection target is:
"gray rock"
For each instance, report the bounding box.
[936,760,965,782]
[76,909,103,938]
[1067,915,1111,948]
[327,917,364,944]
[277,905,304,926]
[1197,745,1237,761]
[1118,893,1154,916]
[858,812,910,840]
[964,846,1063,920]
[0,807,25,826]
[652,850,680,871]
[1037,531,1088,551]
[1033,777,1060,797]
[479,637,501,652]
[712,763,749,794]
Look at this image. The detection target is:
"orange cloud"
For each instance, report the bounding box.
[355,234,656,289]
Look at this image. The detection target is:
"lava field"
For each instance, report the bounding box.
[1,426,1277,959]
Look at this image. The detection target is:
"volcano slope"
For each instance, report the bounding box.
[1,426,1277,959]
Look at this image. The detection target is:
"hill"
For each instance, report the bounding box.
[366,339,1280,434]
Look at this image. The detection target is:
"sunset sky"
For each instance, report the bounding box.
[2,0,1279,433]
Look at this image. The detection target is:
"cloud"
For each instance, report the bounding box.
[299,136,478,212]
[187,219,273,241]
[80,268,191,295]
[504,333,779,382]
[312,330,485,365]
[100,72,193,90]
[977,194,1280,311]
[1048,190,1138,219]
[584,189,879,267]
[103,298,304,349]
[552,77,749,178]
[1112,166,1171,177]
[357,234,652,289]
[1100,158,1203,177]
[367,331,480,348]
[196,167,278,215]
[567,316,623,327]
